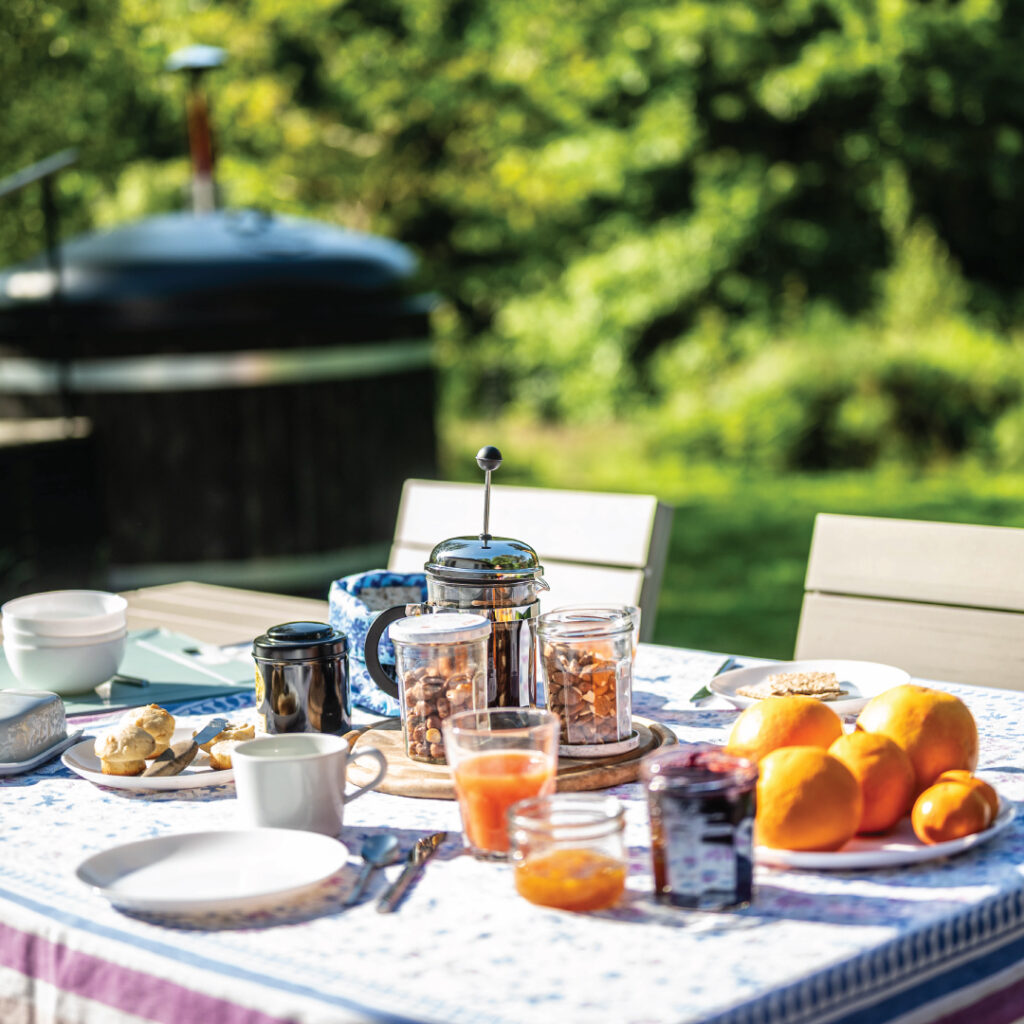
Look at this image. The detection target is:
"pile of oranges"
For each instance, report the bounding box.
[725,684,996,852]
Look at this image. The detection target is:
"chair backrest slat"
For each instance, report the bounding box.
[393,480,662,568]
[804,514,1024,612]
[797,592,1024,690]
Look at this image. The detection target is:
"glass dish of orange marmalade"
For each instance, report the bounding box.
[508,794,626,911]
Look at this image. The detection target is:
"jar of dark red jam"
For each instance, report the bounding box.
[641,744,757,910]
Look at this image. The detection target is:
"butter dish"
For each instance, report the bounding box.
[0,690,66,760]
[0,729,84,777]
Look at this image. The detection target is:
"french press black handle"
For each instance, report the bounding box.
[362,605,413,701]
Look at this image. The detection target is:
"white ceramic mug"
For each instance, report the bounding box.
[232,734,387,836]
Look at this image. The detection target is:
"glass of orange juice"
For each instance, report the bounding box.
[443,708,559,860]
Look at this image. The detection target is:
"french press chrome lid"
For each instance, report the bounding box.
[425,446,547,585]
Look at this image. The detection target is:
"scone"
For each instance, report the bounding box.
[196,721,254,753]
[95,726,155,776]
[207,738,243,771]
[120,704,175,757]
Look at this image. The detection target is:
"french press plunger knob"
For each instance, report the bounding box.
[476,445,502,540]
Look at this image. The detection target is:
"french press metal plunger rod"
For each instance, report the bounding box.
[476,444,502,539]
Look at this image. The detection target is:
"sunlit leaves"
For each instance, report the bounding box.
[3,0,1024,444]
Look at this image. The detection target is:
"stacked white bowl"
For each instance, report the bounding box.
[1,590,128,695]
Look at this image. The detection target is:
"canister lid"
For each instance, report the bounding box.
[252,621,348,661]
[388,612,491,645]
[426,535,545,583]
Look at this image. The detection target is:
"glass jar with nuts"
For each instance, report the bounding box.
[537,608,634,753]
[389,613,490,764]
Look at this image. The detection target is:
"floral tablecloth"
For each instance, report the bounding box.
[2,645,1023,1024]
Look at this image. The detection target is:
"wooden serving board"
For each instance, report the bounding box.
[344,716,676,800]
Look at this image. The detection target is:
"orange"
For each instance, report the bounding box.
[727,696,843,763]
[828,731,916,834]
[911,781,992,845]
[934,769,999,819]
[855,685,978,793]
[756,746,863,852]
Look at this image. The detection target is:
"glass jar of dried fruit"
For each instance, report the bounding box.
[389,613,490,764]
[537,607,634,754]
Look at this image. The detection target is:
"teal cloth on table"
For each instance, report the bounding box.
[0,629,254,716]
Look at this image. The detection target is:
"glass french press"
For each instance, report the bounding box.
[364,446,549,708]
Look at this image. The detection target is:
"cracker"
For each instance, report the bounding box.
[737,671,844,700]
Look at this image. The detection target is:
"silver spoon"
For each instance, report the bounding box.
[344,834,400,907]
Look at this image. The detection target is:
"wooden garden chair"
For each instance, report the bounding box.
[795,513,1024,690]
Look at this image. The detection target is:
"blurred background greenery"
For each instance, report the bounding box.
[3,0,1023,655]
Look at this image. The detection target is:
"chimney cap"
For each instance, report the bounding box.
[166,45,226,73]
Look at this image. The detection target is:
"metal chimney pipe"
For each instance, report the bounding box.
[166,45,226,214]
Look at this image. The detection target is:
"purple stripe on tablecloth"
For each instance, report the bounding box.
[932,974,1024,1024]
[0,921,290,1024]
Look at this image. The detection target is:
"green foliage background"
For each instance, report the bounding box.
[4,0,1024,470]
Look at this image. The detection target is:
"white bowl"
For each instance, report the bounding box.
[1,590,127,638]
[3,633,127,695]
[2,623,127,647]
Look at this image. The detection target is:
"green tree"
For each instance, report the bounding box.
[4,0,1024,456]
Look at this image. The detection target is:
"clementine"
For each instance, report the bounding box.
[855,685,978,793]
[934,769,999,820]
[911,781,991,845]
[828,731,916,834]
[727,696,843,763]
[756,746,863,852]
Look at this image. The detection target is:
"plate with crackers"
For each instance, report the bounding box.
[709,659,910,714]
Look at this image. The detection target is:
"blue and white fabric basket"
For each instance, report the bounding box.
[328,569,427,716]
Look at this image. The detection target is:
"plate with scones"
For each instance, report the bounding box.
[62,703,255,790]
[709,659,911,714]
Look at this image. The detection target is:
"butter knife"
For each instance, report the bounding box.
[140,716,228,777]
[376,831,447,913]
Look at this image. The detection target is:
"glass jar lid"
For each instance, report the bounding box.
[641,744,757,792]
[388,612,491,645]
[537,607,632,640]
[426,535,545,583]
[252,621,348,661]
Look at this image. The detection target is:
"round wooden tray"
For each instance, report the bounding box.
[344,715,676,800]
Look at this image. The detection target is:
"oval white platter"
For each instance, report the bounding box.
[76,829,349,914]
[62,726,233,791]
[757,799,1016,870]
[710,659,911,714]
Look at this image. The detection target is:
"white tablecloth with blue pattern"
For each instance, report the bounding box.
[2,644,1023,1024]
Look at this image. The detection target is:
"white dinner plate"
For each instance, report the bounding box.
[710,659,911,714]
[757,799,1016,870]
[76,829,349,914]
[62,726,234,790]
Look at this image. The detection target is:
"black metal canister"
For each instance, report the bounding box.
[252,621,350,736]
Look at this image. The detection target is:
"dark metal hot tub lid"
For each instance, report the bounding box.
[0,209,418,309]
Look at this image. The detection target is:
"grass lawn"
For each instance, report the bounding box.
[441,419,1024,659]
